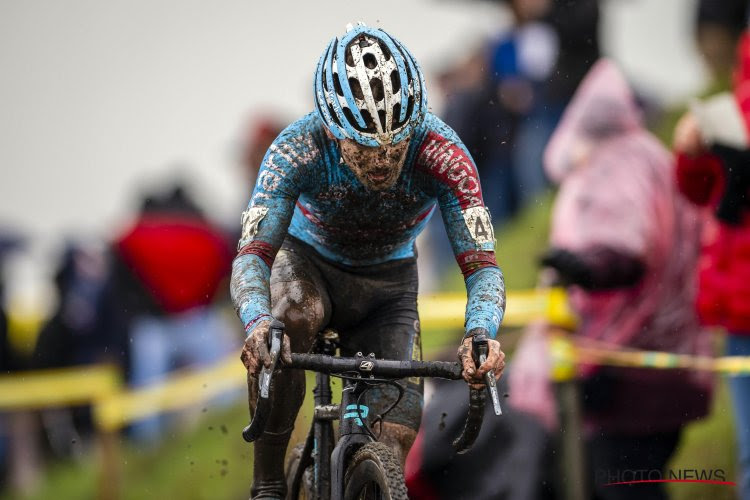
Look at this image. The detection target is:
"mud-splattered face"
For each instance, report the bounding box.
[339,138,410,191]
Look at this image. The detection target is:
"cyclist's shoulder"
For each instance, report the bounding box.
[412,112,466,149]
[411,112,477,180]
[266,112,329,165]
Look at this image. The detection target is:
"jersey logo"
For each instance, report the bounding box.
[416,131,483,209]
[462,206,495,247]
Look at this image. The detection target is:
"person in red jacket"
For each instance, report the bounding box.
[113,182,236,443]
[674,27,750,500]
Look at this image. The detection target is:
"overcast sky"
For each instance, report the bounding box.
[0,0,705,307]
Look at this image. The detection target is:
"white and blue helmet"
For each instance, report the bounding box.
[314,23,428,147]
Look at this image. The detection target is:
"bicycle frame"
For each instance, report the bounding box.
[290,341,376,499]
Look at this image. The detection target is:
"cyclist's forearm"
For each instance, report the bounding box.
[231,252,272,335]
[464,265,505,338]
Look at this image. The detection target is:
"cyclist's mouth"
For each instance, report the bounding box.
[367,170,390,182]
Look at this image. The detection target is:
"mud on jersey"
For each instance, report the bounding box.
[231,112,505,337]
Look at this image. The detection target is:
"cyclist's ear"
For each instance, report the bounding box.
[324,127,336,141]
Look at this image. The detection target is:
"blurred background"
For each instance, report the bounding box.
[0,0,745,499]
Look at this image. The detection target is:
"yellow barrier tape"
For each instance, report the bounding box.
[549,337,750,380]
[0,364,120,410]
[93,354,245,432]
[418,288,576,330]
[4,289,749,431]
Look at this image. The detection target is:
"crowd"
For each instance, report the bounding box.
[408,1,750,499]
[2,0,750,499]
[0,115,288,492]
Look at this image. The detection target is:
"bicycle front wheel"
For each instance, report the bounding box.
[343,442,408,500]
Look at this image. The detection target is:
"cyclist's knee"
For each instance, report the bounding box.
[271,280,328,349]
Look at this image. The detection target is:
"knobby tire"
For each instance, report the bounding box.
[343,442,408,500]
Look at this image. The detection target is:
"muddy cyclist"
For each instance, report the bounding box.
[230,23,507,500]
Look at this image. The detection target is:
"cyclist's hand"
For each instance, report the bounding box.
[240,319,292,375]
[457,336,505,389]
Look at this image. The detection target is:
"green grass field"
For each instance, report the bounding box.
[2,194,739,500]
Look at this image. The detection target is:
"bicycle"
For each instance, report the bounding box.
[242,319,502,500]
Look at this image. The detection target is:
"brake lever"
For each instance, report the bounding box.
[259,320,284,398]
[242,319,285,443]
[472,332,502,416]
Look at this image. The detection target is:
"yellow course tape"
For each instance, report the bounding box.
[2,289,749,430]
[418,287,576,330]
[0,364,120,410]
[93,354,245,432]
[549,337,750,381]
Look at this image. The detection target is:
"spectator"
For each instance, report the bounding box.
[442,0,600,223]
[32,242,119,457]
[513,60,713,500]
[673,21,750,499]
[111,181,236,443]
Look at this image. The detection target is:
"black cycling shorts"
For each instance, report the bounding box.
[270,236,423,431]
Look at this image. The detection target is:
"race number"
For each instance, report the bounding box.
[238,206,269,249]
[462,206,495,246]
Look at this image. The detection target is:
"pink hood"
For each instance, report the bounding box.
[543,59,709,355]
[544,59,641,184]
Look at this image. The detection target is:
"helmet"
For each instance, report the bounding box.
[314,23,428,147]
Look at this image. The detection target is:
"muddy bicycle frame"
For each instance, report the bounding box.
[243,320,497,500]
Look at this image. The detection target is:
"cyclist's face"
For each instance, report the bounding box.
[338,138,411,191]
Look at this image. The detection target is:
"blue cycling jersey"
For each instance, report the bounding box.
[231,111,505,337]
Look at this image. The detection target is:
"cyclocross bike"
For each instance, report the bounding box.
[243,319,502,500]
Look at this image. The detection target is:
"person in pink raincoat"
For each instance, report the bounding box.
[517,59,713,500]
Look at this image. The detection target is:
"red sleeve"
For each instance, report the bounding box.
[675,152,725,207]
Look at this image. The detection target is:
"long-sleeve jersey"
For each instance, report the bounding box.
[230,112,506,338]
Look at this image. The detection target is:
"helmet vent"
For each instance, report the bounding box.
[327,103,342,127]
[360,109,377,132]
[342,107,359,129]
[390,70,401,93]
[377,110,387,130]
[392,103,402,128]
[404,95,415,125]
[321,67,329,92]
[363,53,377,69]
[378,41,392,60]
[370,77,384,102]
[349,78,364,100]
[333,75,344,96]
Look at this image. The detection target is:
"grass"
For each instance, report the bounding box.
[2,193,739,499]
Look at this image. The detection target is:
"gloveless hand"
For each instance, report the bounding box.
[240,319,292,376]
[457,336,505,389]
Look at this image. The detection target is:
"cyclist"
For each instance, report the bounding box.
[231,23,506,499]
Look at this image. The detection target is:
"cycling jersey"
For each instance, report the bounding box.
[231,111,505,338]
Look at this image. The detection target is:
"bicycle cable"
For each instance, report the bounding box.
[329,373,406,440]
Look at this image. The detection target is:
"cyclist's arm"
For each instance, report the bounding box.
[230,129,317,334]
[417,127,506,338]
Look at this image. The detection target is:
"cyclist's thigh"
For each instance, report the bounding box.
[341,290,423,431]
[270,240,332,352]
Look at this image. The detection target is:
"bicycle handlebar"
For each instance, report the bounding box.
[288,353,463,379]
[242,323,497,454]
